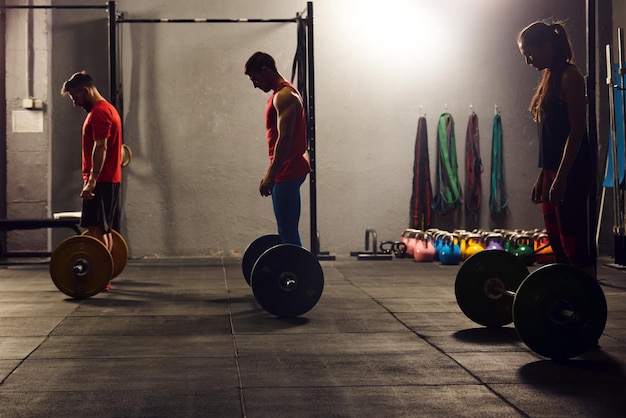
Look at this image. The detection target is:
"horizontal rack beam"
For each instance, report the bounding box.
[0,5,107,9]
[116,18,298,23]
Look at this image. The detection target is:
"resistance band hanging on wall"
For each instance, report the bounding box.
[464,112,482,213]
[489,111,508,215]
[410,115,433,229]
[432,112,462,215]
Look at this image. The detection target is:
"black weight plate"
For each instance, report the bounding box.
[242,234,282,285]
[455,250,529,327]
[513,264,607,360]
[251,244,324,317]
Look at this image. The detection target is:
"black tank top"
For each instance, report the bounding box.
[537,99,591,170]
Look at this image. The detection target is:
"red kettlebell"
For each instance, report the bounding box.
[413,231,435,262]
[405,229,421,258]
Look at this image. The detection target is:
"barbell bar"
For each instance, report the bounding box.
[242,234,324,318]
[455,250,607,360]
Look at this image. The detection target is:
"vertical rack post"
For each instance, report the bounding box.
[606,43,624,265]
[306,1,318,256]
[107,1,116,108]
[618,28,626,264]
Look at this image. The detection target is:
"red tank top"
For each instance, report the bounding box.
[265,82,311,183]
[82,100,123,183]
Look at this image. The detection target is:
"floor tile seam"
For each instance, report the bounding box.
[0,388,244,395]
[57,314,233,318]
[232,329,419,334]
[221,259,248,418]
[599,334,626,343]
[380,306,533,417]
[0,302,84,386]
[238,383,496,389]
[22,355,238,360]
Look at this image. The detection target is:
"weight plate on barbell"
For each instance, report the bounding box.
[251,244,324,318]
[455,250,529,327]
[121,144,132,167]
[242,234,282,285]
[49,235,114,299]
[110,230,128,279]
[82,230,128,279]
[513,264,607,360]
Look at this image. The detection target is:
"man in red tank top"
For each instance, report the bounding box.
[62,71,123,290]
[244,52,311,246]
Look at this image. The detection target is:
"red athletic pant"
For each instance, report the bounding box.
[540,168,595,269]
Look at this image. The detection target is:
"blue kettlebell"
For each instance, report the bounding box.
[439,234,461,265]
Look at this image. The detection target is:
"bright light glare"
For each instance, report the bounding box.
[346,2,449,71]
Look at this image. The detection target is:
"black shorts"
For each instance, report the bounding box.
[81,182,120,233]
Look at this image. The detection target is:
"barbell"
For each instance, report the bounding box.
[49,230,129,299]
[455,250,607,360]
[242,234,324,318]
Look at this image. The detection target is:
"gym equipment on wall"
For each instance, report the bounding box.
[410,115,432,230]
[489,109,508,216]
[464,111,482,215]
[432,112,462,215]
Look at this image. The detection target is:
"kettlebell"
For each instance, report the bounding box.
[514,235,535,266]
[393,241,407,258]
[405,229,421,258]
[534,233,555,264]
[484,233,504,251]
[463,233,484,260]
[439,234,461,265]
[413,231,435,262]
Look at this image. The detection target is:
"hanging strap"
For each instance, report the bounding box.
[432,113,462,214]
[489,113,508,215]
[464,112,483,213]
[410,116,433,229]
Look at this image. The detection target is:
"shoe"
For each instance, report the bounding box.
[102,281,111,292]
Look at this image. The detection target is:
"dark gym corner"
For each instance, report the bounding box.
[0,0,6,255]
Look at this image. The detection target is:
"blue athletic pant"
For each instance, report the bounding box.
[272,175,306,246]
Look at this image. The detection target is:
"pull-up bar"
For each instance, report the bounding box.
[1,5,106,9]
[116,18,298,24]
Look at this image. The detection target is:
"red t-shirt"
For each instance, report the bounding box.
[82,100,122,183]
[265,82,311,183]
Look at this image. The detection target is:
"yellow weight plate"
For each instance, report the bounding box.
[49,235,113,299]
[81,230,129,279]
[121,144,132,167]
[110,230,129,279]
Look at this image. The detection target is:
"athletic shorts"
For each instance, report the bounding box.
[81,182,120,233]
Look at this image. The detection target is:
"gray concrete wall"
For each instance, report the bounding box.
[3,0,616,258]
[4,0,51,252]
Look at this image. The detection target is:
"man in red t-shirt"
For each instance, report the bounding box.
[61,71,122,290]
[244,52,311,246]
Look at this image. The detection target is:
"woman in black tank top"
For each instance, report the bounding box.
[518,20,597,279]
